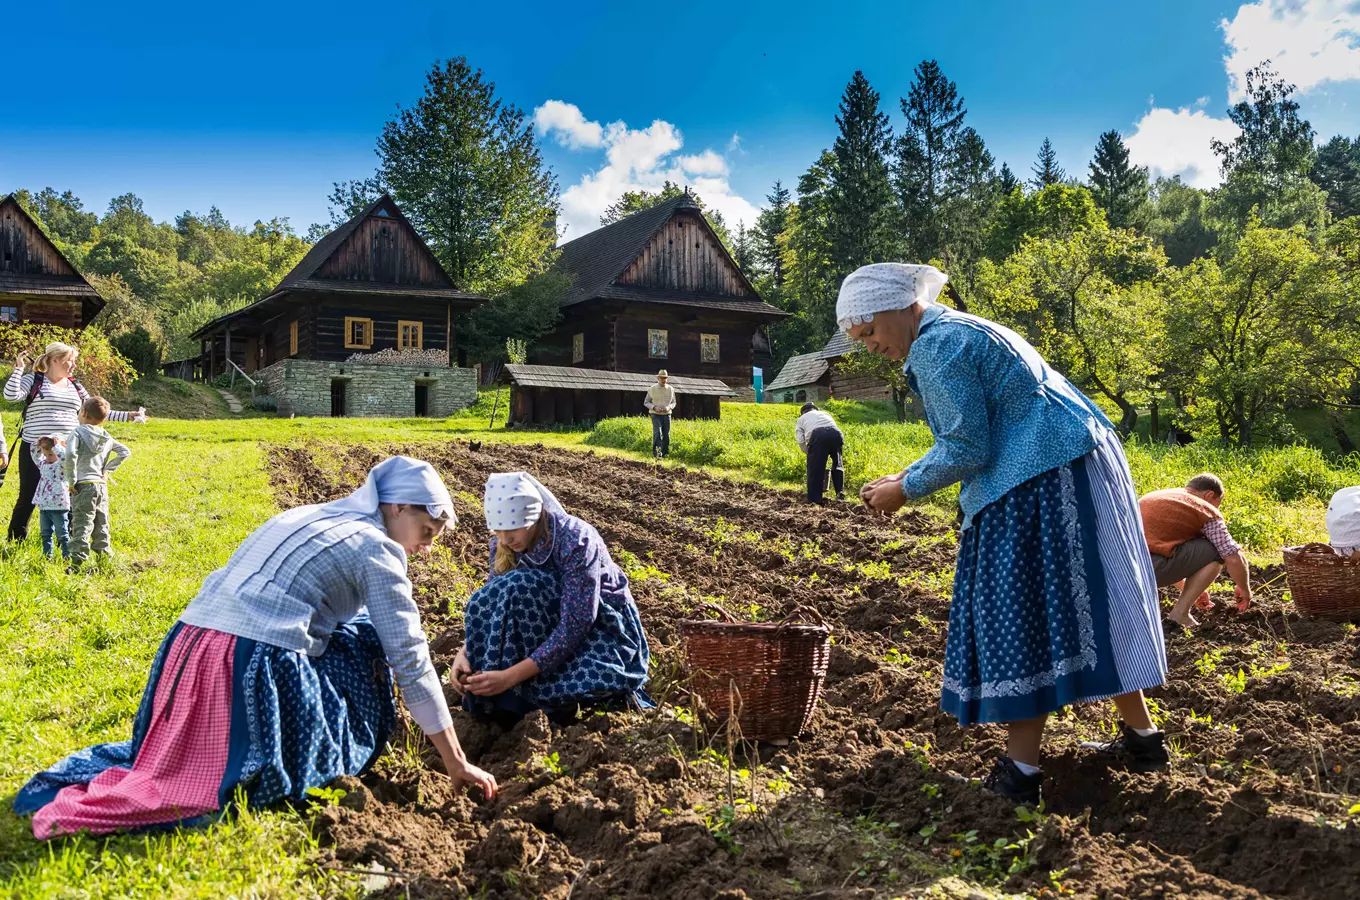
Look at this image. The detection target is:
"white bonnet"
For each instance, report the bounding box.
[836,263,949,332]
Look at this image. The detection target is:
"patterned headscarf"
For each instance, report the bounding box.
[484,472,566,531]
[328,456,455,523]
[836,263,949,332]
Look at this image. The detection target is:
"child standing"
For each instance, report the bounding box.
[31,434,70,558]
[65,397,131,571]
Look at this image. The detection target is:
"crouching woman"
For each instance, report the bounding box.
[452,472,651,723]
[14,457,495,839]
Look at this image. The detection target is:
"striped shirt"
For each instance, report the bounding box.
[179,506,453,735]
[4,370,137,442]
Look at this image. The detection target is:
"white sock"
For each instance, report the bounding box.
[1010,758,1041,776]
[1132,726,1159,737]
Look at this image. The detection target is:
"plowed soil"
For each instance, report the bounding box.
[268,441,1360,900]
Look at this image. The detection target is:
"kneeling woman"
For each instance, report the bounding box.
[15,457,496,839]
[452,472,651,721]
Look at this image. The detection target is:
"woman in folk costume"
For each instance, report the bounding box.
[451,472,651,723]
[15,457,496,839]
[845,263,1168,805]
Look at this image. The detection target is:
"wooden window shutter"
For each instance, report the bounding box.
[398,320,423,351]
[572,333,584,363]
[289,320,299,356]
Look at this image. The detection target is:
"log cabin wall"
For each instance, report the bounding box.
[314,215,451,287]
[529,310,616,369]
[828,369,893,402]
[615,210,753,297]
[509,385,720,426]
[0,297,82,328]
[612,308,756,389]
[311,297,449,361]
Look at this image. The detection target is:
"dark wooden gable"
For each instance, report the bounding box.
[0,194,104,326]
[615,207,754,297]
[311,197,453,287]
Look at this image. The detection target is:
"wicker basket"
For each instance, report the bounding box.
[678,603,831,742]
[1283,543,1360,619]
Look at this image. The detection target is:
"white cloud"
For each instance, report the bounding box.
[1222,0,1360,101]
[534,100,604,150]
[1125,104,1241,188]
[534,100,762,241]
[727,132,744,153]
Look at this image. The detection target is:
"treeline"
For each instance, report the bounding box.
[737,62,1360,447]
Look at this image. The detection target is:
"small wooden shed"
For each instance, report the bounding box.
[501,364,734,426]
[765,332,891,403]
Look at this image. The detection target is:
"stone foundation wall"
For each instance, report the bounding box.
[257,359,477,418]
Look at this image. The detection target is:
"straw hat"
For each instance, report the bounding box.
[657,369,669,378]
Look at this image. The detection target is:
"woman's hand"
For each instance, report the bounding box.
[860,475,907,514]
[14,350,28,369]
[449,647,472,696]
[133,407,149,424]
[464,667,520,696]
[447,757,498,800]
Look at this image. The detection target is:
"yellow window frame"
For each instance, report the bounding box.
[344,317,374,350]
[398,320,424,351]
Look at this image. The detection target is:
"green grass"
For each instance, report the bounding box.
[1,394,1354,896]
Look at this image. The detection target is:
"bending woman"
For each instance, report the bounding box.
[452,472,651,722]
[15,457,495,839]
[6,342,147,542]
[846,263,1168,806]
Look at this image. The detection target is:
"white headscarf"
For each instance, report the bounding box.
[329,456,455,523]
[484,471,565,531]
[1328,486,1360,554]
[836,263,949,332]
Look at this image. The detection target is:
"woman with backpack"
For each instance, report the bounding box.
[5,342,148,542]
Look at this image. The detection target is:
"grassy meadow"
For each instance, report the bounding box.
[0,389,1356,897]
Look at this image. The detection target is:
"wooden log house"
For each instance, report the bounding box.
[508,192,786,425]
[765,332,892,404]
[191,195,486,417]
[0,194,104,329]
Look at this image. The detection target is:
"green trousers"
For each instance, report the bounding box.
[69,482,111,563]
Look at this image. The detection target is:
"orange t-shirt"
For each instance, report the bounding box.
[1138,488,1222,558]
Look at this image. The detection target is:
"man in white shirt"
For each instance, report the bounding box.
[795,402,845,503]
[643,370,677,459]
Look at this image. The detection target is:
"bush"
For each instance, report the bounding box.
[168,379,195,398]
[253,395,278,412]
[111,327,161,377]
[0,322,135,395]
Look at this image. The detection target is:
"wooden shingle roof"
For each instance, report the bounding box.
[765,332,869,392]
[552,194,784,317]
[504,364,735,396]
[0,194,104,321]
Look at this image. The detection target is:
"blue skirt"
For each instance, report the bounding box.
[14,619,395,830]
[462,568,652,716]
[942,431,1167,725]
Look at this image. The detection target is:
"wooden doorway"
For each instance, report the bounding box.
[414,383,429,417]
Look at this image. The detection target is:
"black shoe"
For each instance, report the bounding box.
[981,756,1042,805]
[1080,721,1169,772]
[836,492,846,502]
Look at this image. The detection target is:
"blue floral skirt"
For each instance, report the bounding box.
[14,619,395,835]
[462,568,652,716]
[942,430,1167,725]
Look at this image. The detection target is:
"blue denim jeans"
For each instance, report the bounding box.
[651,414,671,457]
[39,509,69,559]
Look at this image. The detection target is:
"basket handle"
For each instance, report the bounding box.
[1294,542,1341,558]
[690,600,736,623]
[775,603,828,631]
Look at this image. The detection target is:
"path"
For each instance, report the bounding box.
[215,389,244,413]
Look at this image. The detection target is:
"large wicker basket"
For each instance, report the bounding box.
[678,603,831,742]
[1283,543,1360,619]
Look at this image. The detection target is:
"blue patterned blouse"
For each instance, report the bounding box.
[488,510,639,674]
[901,303,1114,529]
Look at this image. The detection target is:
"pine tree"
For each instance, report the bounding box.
[1311,134,1360,219]
[828,71,896,279]
[894,60,968,260]
[732,221,758,276]
[997,163,1020,196]
[1032,138,1065,188]
[1088,130,1151,230]
[755,180,791,294]
[337,57,559,296]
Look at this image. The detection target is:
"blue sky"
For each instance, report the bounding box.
[2,0,1357,239]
